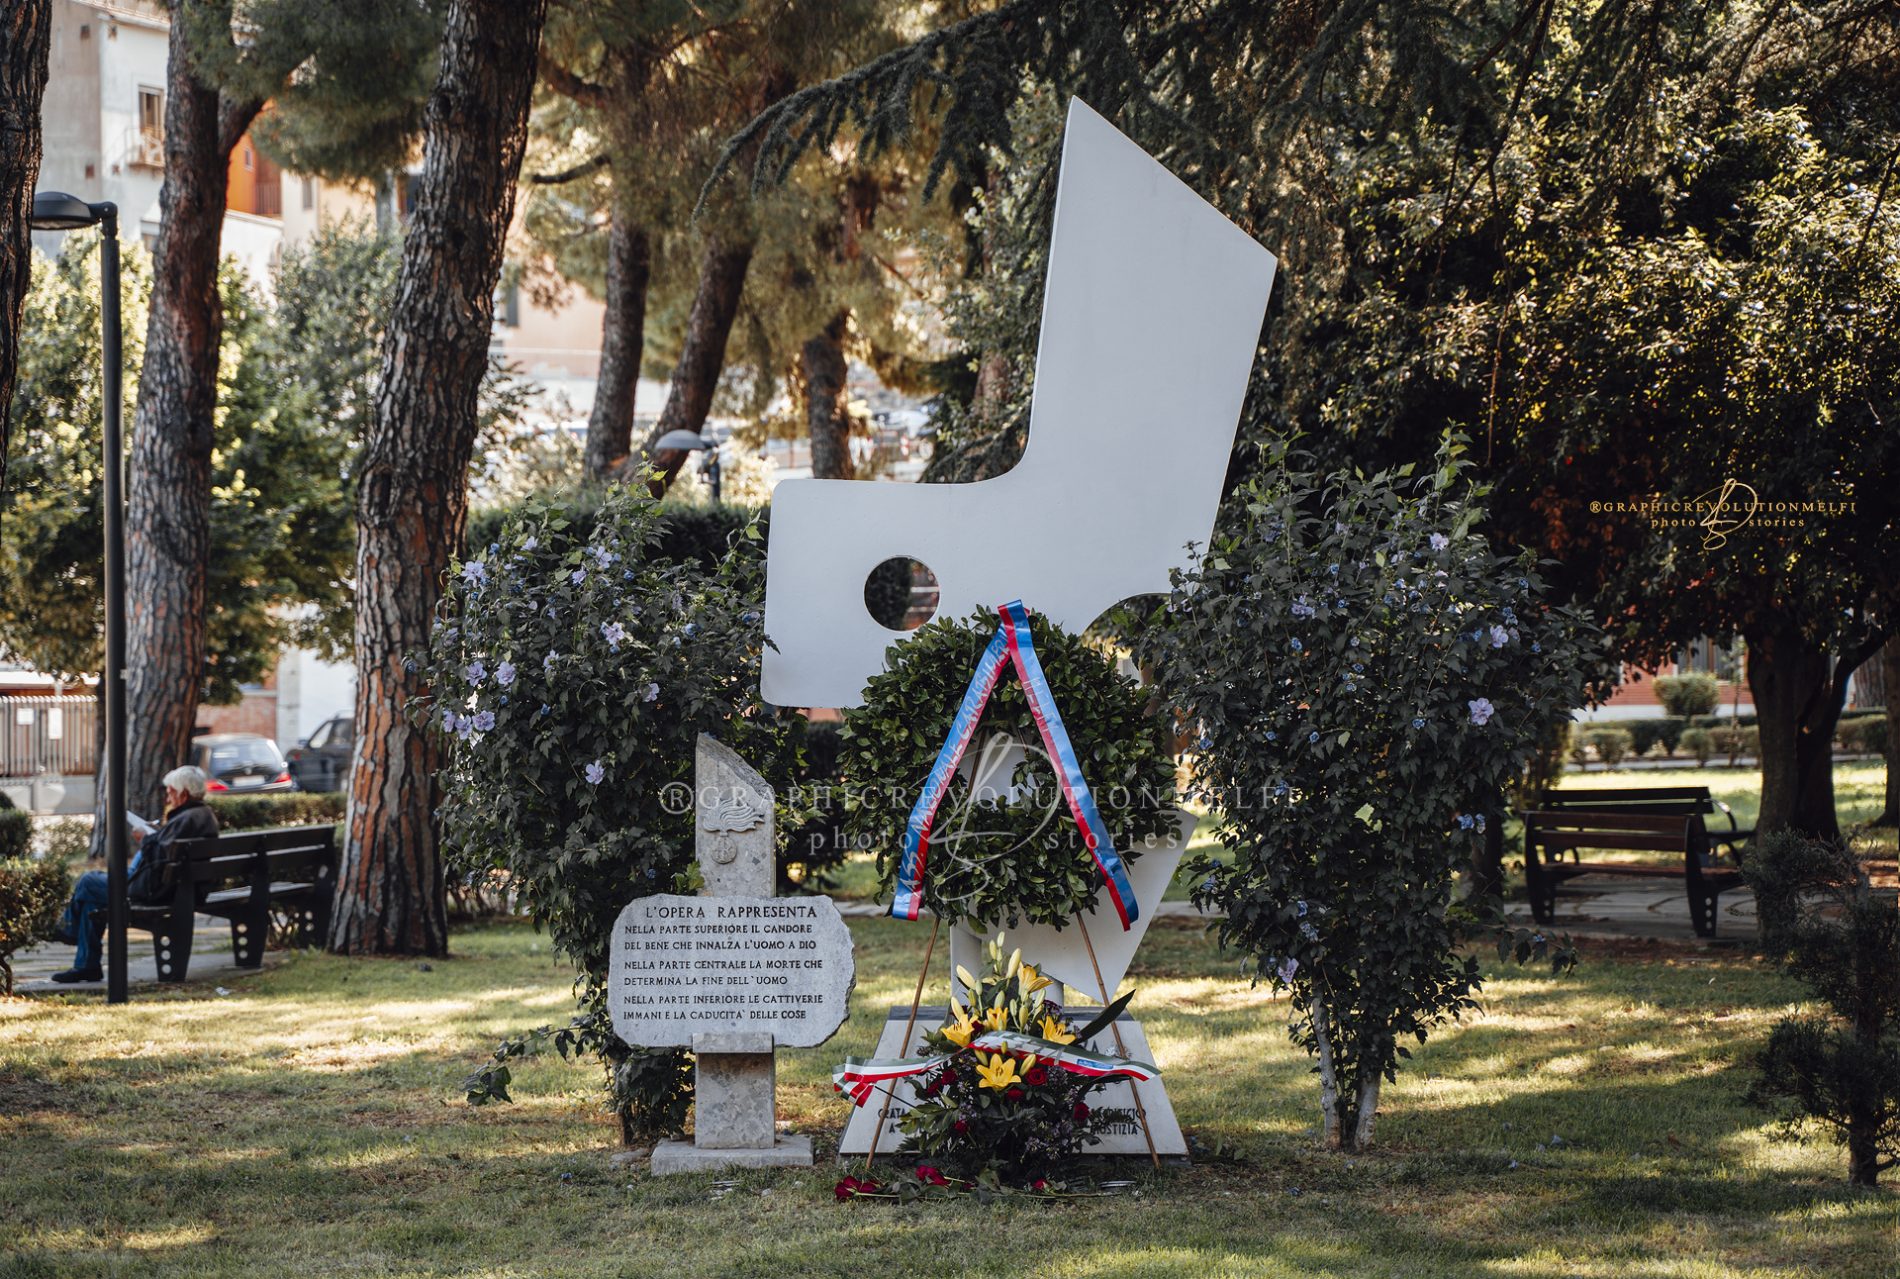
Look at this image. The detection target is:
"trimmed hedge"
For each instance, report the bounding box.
[207,792,347,831]
[1679,727,1715,765]
[1838,715,1889,753]
[0,857,70,994]
[466,491,768,576]
[1653,673,1720,719]
[1582,727,1634,767]
[0,809,31,861]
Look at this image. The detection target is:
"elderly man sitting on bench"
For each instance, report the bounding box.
[49,765,221,984]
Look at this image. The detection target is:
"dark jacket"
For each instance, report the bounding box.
[127,799,221,903]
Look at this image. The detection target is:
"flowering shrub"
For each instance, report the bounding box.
[839,611,1176,928]
[894,936,1122,1184]
[1139,439,1603,1151]
[433,487,788,1140]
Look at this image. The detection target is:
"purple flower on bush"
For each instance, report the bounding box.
[1291,596,1316,619]
[585,760,605,785]
[461,560,487,586]
[1275,956,1299,984]
[520,535,538,553]
[543,651,558,671]
[643,682,660,703]
[1430,533,1449,551]
[441,709,459,732]
[1412,717,1425,730]
[601,621,627,650]
[1468,698,1495,727]
[1489,625,1511,649]
[1289,638,1303,653]
[495,661,516,687]
[471,709,496,732]
[465,661,485,686]
[569,569,586,585]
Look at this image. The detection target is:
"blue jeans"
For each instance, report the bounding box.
[59,870,110,973]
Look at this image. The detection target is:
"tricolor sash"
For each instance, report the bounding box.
[831,1032,1161,1107]
[889,600,1139,929]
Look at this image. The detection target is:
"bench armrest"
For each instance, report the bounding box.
[1712,799,1742,832]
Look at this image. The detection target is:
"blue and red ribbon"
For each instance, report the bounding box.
[889,600,1139,930]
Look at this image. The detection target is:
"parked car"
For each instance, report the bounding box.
[286,714,352,793]
[189,733,294,794]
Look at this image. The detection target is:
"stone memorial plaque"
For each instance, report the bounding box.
[608,893,853,1049]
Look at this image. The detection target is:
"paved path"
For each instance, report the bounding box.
[10,914,250,995]
[842,879,1756,946]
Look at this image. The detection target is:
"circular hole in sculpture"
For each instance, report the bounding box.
[864,557,941,632]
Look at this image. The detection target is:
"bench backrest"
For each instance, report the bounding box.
[173,824,338,892]
[1532,786,1717,816]
[1525,809,1711,859]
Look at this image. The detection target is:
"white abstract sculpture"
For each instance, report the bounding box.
[761,97,1279,708]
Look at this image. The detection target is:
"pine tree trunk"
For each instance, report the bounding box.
[123,7,259,820]
[803,309,854,480]
[582,208,649,480]
[628,235,753,492]
[1877,636,1899,827]
[331,0,547,956]
[1747,626,1865,839]
[0,0,51,497]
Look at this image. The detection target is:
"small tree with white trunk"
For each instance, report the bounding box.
[1142,439,1602,1151]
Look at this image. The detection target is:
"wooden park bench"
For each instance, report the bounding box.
[1521,787,1753,938]
[119,824,338,982]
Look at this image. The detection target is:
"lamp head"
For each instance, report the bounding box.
[29,191,104,231]
[653,430,711,453]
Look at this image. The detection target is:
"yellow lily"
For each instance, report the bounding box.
[1005,947,1022,979]
[974,1051,1022,1092]
[981,1003,1008,1032]
[940,1008,977,1050]
[1037,1015,1077,1045]
[954,964,978,993]
[1018,963,1053,994]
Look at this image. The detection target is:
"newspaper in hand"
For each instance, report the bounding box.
[126,812,156,837]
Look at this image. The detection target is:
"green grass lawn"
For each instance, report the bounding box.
[2,920,1890,1278]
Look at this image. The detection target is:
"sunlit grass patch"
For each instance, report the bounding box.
[0,918,1890,1279]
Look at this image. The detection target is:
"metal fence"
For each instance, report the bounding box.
[0,695,99,777]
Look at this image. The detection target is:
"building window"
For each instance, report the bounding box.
[301,176,315,210]
[243,146,253,170]
[135,89,165,169]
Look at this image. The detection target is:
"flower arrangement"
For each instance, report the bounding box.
[874,936,1142,1185]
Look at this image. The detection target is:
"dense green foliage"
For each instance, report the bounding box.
[1744,833,1900,1185]
[430,487,787,1138]
[839,610,1175,929]
[1140,442,1603,1150]
[0,230,383,695]
[0,856,70,995]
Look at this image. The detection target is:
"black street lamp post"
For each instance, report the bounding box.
[30,192,128,1005]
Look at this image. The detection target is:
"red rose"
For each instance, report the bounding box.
[1032,1178,1049,1191]
[834,1177,860,1202]
[915,1164,948,1186]
[1024,1066,1049,1087]
[1072,1101,1090,1121]
[953,1119,970,1135]
[1006,1087,1025,1101]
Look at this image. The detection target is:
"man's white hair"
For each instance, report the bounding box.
[162,765,208,800]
